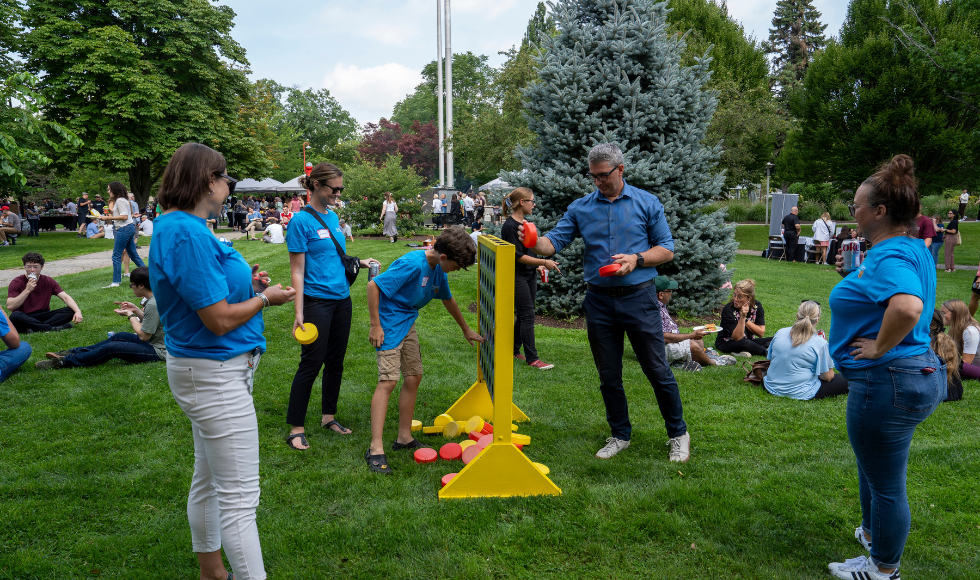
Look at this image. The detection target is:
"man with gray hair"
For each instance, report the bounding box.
[520,142,691,463]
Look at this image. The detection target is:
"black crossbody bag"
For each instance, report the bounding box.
[302,206,360,285]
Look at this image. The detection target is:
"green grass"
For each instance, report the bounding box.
[1,241,978,578]
[0,232,117,269]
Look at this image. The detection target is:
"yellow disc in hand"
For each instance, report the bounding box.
[294,323,318,345]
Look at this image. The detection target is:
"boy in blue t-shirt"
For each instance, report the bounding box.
[365,227,483,474]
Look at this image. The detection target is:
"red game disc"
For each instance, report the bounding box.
[599,263,622,277]
[439,442,462,461]
[413,448,437,464]
[469,430,484,441]
[462,445,482,464]
[441,473,458,487]
[477,434,493,449]
[481,423,494,435]
[523,221,537,247]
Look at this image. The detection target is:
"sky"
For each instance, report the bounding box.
[228,0,850,125]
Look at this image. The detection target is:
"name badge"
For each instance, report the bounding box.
[421,276,429,287]
[317,229,331,239]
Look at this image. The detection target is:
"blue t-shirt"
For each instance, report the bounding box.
[86,222,100,237]
[286,208,349,300]
[149,211,266,361]
[764,328,833,400]
[829,236,935,369]
[0,310,9,338]
[373,251,451,350]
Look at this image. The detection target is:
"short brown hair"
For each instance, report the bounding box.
[298,162,343,191]
[434,226,477,269]
[22,252,44,266]
[157,143,227,211]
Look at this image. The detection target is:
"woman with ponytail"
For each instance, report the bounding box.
[930,309,963,401]
[499,187,560,369]
[828,154,944,579]
[940,299,980,381]
[762,300,848,399]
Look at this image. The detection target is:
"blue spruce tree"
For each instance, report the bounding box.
[501,0,735,316]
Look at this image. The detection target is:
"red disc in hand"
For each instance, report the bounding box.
[599,263,622,277]
[439,442,462,461]
[523,221,538,247]
[414,448,437,464]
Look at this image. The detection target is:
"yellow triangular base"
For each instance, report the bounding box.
[444,381,529,423]
[438,442,561,499]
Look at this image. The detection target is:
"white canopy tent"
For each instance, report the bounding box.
[277,175,307,193]
[235,178,283,194]
[478,177,510,192]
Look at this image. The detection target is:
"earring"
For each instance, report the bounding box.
[209,189,214,196]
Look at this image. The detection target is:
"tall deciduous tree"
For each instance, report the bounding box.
[504,0,735,317]
[359,119,438,184]
[22,0,269,205]
[390,52,496,128]
[765,0,828,98]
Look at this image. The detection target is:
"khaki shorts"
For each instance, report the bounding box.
[665,339,692,363]
[377,325,423,381]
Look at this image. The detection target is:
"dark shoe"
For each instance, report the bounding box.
[285,432,309,450]
[35,358,64,369]
[51,323,73,331]
[322,419,351,434]
[365,451,393,474]
[46,350,71,359]
[391,438,426,451]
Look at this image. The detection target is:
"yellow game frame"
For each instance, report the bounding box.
[439,234,561,499]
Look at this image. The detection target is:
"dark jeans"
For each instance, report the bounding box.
[583,286,687,441]
[841,352,944,569]
[27,218,40,236]
[812,372,849,399]
[112,223,145,283]
[10,307,74,333]
[286,296,352,427]
[716,336,772,356]
[513,271,539,363]
[63,332,162,367]
[784,232,799,261]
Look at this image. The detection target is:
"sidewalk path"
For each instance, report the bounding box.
[0,230,246,286]
[735,248,977,270]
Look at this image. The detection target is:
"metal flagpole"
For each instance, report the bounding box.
[445,0,454,188]
[436,0,445,188]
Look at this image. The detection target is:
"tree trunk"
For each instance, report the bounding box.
[128,159,154,208]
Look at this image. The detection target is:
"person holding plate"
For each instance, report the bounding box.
[656,275,736,371]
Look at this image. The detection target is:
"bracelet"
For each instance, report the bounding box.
[129,313,140,320]
[256,292,270,308]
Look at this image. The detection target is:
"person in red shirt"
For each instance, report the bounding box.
[914,203,936,248]
[6,252,84,333]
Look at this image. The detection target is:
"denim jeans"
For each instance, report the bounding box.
[0,341,32,382]
[841,351,945,569]
[62,332,162,367]
[583,286,687,441]
[112,223,145,283]
[929,240,943,265]
[168,350,266,580]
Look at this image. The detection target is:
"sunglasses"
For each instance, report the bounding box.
[586,167,619,183]
[318,181,345,195]
[215,173,238,195]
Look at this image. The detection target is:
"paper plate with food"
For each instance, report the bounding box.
[693,324,720,333]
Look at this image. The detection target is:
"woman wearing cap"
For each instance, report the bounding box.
[762,301,848,399]
[150,142,295,580]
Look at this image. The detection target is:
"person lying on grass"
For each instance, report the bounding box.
[36,266,166,369]
[364,227,484,474]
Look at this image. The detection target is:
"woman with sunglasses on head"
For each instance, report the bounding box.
[102,181,145,288]
[715,279,771,357]
[150,143,296,580]
[762,300,848,399]
[828,154,943,580]
[500,187,560,370]
[284,163,379,450]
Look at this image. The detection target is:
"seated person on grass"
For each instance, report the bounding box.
[714,278,771,357]
[656,275,736,371]
[930,309,962,402]
[340,219,353,241]
[138,214,153,237]
[86,220,105,239]
[365,227,484,474]
[0,306,31,382]
[35,267,165,369]
[6,252,83,333]
[262,218,284,244]
[0,205,23,246]
[763,300,848,400]
[243,208,263,240]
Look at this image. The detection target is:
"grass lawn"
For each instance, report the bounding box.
[0,232,116,270]
[1,240,978,578]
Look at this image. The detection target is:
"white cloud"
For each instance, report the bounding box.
[322,62,422,125]
[453,0,519,20]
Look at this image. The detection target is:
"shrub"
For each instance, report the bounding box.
[722,201,749,222]
[798,201,825,221]
[747,203,767,222]
[337,155,426,234]
[921,195,958,218]
[831,203,850,221]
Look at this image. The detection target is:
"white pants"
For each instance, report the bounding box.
[167,350,266,580]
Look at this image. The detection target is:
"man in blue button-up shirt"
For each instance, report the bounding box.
[522,143,690,463]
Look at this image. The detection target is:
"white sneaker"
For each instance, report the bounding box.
[667,432,690,462]
[829,555,900,579]
[103,283,120,288]
[122,272,130,278]
[855,526,871,551]
[707,352,737,366]
[595,437,630,459]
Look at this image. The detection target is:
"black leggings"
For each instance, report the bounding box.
[513,271,539,363]
[716,337,772,356]
[812,372,849,399]
[285,296,352,427]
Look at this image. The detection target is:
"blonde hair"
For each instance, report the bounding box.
[820,212,831,221]
[942,299,980,354]
[731,279,756,306]
[931,332,961,384]
[790,301,820,347]
[502,187,534,217]
[297,162,343,191]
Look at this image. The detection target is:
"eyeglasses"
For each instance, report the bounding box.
[586,167,619,183]
[215,173,238,195]
[849,203,876,216]
[521,199,536,205]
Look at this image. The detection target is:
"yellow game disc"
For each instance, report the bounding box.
[459,440,476,450]
[443,421,461,438]
[512,433,531,446]
[433,413,454,427]
[411,420,422,432]
[533,462,550,475]
[293,323,318,345]
[422,426,443,434]
[465,416,485,433]
[511,424,519,432]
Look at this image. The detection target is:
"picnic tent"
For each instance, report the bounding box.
[479,177,511,192]
[235,178,283,194]
[277,176,308,194]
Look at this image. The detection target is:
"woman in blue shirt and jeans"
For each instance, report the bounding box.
[151,143,295,580]
[827,154,944,580]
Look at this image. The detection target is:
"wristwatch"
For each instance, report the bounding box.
[634,253,645,267]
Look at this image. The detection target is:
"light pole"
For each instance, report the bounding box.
[435,0,444,188]
[303,141,312,204]
[764,162,774,226]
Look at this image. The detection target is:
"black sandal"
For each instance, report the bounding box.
[365,451,393,474]
[322,419,351,434]
[391,438,425,451]
[285,432,309,450]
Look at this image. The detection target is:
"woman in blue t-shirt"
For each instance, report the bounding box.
[763,301,848,400]
[284,162,378,451]
[150,143,296,580]
[827,154,944,580]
